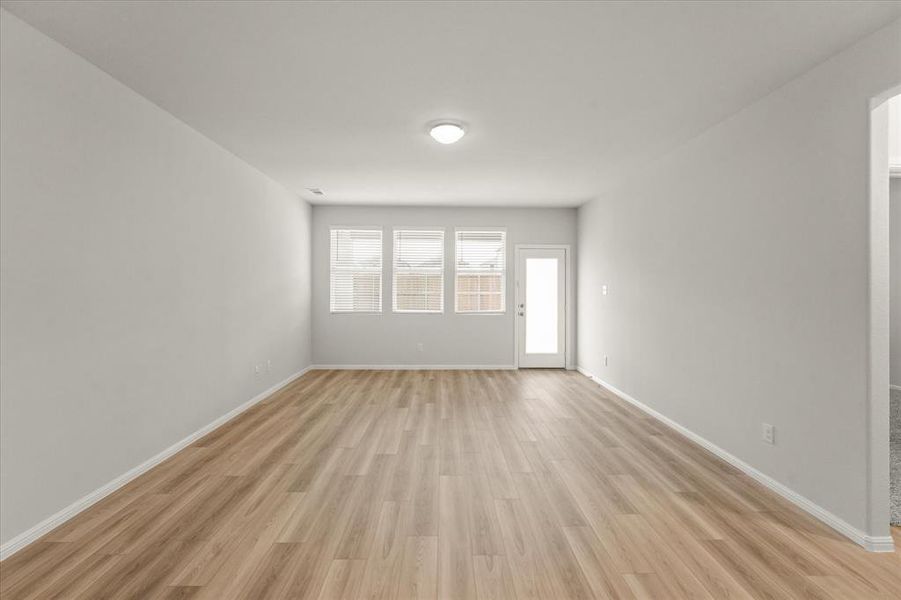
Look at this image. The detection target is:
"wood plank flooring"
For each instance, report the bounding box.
[1,369,900,599]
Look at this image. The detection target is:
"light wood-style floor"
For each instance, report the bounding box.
[1,369,900,599]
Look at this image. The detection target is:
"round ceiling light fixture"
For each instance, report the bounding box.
[428,121,466,144]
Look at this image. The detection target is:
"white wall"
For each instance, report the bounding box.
[891,178,901,387]
[890,95,901,168]
[578,20,900,539]
[0,10,312,546]
[312,205,576,367]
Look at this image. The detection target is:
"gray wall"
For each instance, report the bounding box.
[0,11,312,546]
[577,21,900,537]
[892,178,901,386]
[312,205,576,366]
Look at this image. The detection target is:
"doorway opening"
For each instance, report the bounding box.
[870,85,900,550]
[886,94,901,529]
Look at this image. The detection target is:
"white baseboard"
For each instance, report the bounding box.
[576,366,895,553]
[311,364,516,370]
[0,365,314,561]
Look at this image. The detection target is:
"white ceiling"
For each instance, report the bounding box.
[2,1,899,207]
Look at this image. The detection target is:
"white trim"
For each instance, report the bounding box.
[311,364,515,370]
[868,88,898,540]
[576,366,896,553]
[0,365,314,561]
[452,226,508,232]
[890,384,901,392]
[890,164,901,178]
[328,224,384,231]
[390,225,447,231]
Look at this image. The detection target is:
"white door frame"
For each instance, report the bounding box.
[866,84,899,548]
[514,244,574,370]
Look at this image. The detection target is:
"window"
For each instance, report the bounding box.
[330,228,382,312]
[393,229,445,312]
[455,230,506,313]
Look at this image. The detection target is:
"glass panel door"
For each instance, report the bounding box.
[525,258,558,354]
[517,247,566,368]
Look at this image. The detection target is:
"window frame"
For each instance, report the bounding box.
[329,226,384,314]
[392,227,446,314]
[454,228,507,315]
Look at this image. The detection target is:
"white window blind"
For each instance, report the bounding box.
[455,230,506,313]
[393,229,445,313]
[330,228,382,312]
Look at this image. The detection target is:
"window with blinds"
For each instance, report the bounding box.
[455,230,506,313]
[393,229,444,313]
[330,228,383,312]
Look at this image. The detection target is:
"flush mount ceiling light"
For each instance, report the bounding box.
[428,121,466,144]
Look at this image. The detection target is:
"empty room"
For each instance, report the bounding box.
[1,1,900,598]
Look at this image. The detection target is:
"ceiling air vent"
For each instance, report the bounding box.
[307,187,324,196]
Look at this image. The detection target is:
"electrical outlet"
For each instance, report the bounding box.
[762,423,775,445]
[602,284,608,296]
[254,364,261,376]
[604,355,608,366]
[417,342,424,352]
[267,359,272,372]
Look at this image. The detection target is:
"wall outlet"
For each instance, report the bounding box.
[604,355,608,366]
[416,342,424,352]
[602,284,608,296]
[254,364,261,376]
[762,423,775,445]
[267,359,272,372]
